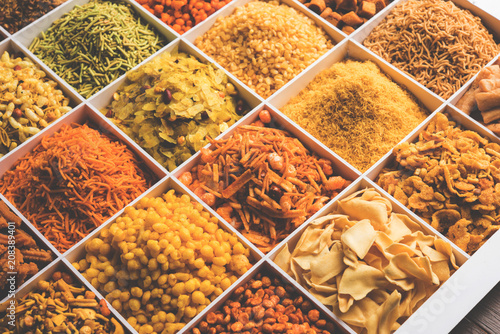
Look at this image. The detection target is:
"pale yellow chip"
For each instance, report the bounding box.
[339,189,391,229]
[365,290,401,334]
[386,214,413,241]
[310,242,346,285]
[420,244,448,262]
[338,264,388,300]
[341,219,377,259]
[274,243,292,275]
[431,260,452,282]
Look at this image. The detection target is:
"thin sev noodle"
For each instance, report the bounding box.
[363,0,500,99]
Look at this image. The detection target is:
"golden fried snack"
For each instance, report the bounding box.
[377,113,500,254]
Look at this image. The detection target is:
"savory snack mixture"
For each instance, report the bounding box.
[0,0,68,34]
[73,190,252,334]
[180,110,349,253]
[0,51,71,157]
[0,201,54,297]
[136,0,233,34]
[29,0,166,98]
[301,0,392,34]
[0,123,155,253]
[186,272,337,334]
[363,0,500,99]
[377,113,500,254]
[275,188,459,333]
[0,270,125,334]
[103,51,247,172]
[456,61,500,135]
[194,0,334,98]
[280,60,428,172]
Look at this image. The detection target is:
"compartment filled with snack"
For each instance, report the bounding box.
[300,0,394,35]
[0,259,127,334]
[183,261,346,334]
[67,177,257,334]
[0,200,56,299]
[134,0,234,34]
[272,179,466,334]
[175,105,357,254]
[0,0,69,34]
[361,0,500,99]
[0,105,161,254]
[372,107,500,255]
[454,57,500,135]
[96,40,257,172]
[23,0,171,99]
[186,0,343,99]
[0,40,80,159]
[270,40,438,173]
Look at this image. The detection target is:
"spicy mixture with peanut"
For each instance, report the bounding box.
[0,270,124,334]
[186,272,337,334]
[377,113,500,254]
[73,190,252,334]
[0,201,54,298]
[180,110,349,253]
[0,51,71,156]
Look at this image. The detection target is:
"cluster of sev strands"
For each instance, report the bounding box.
[363,0,500,99]
[0,123,154,253]
[181,112,349,253]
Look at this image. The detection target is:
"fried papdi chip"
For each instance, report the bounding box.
[274,188,458,334]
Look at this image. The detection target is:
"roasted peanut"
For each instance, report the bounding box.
[231,322,244,332]
[206,312,217,324]
[307,310,320,323]
[188,273,335,334]
[251,280,263,289]
[275,286,286,298]
[316,319,327,328]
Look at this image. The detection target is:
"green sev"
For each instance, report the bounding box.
[28,0,166,99]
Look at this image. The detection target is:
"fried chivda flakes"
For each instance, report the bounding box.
[275,188,459,334]
[377,113,500,254]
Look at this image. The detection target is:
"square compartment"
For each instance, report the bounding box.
[366,105,500,256]
[88,38,263,174]
[351,0,500,101]
[173,104,359,255]
[294,0,397,36]
[0,196,58,301]
[449,54,500,137]
[65,175,261,334]
[0,258,132,333]
[179,259,353,334]
[182,0,345,100]
[269,176,472,334]
[0,104,164,254]
[0,38,83,162]
[269,39,441,173]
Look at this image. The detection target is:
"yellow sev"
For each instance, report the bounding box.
[280,60,428,172]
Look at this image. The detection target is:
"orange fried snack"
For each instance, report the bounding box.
[181,111,349,253]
